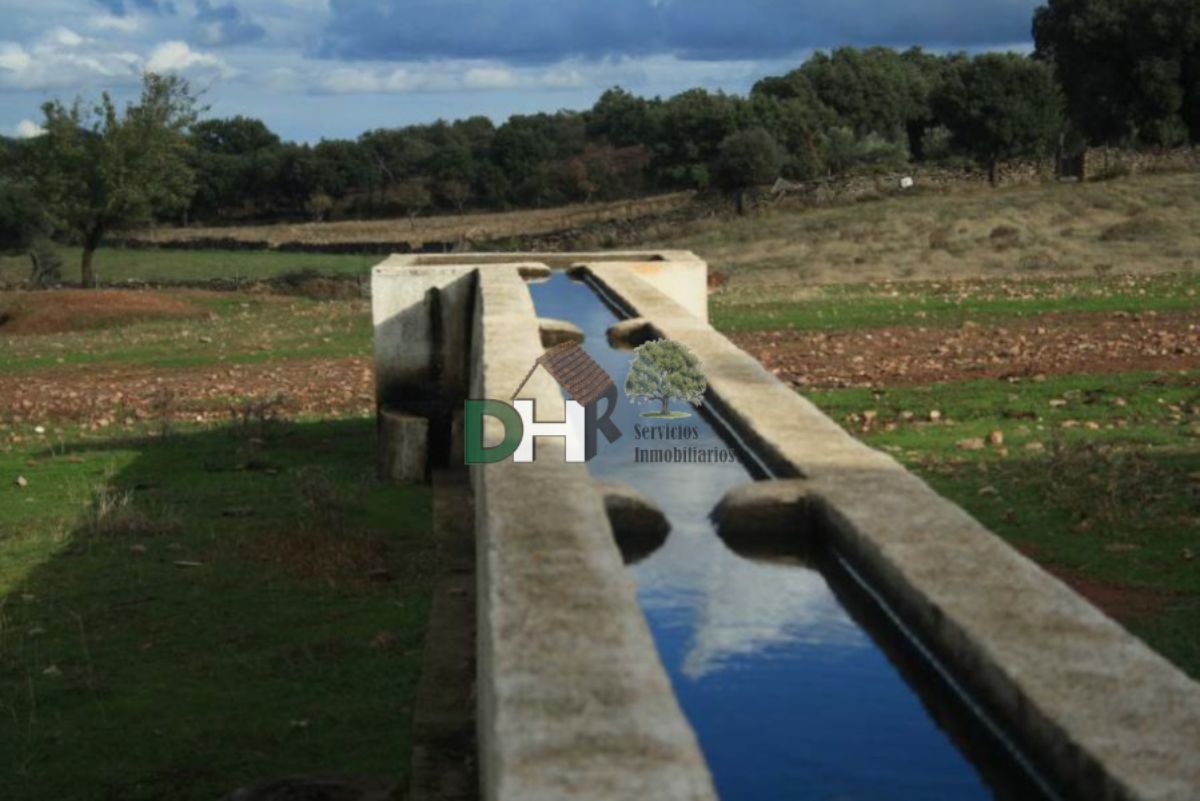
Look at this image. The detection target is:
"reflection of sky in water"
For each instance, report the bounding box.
[529,273,993,801]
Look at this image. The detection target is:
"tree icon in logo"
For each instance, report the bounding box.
[624,338,707,418]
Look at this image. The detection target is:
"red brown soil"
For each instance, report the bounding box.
[0,356,373,427]
[0,290,209,335]
[1016,545,1175,625]
[732,310,1200,388]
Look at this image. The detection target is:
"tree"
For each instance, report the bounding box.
[1034,0,1198,147]
[624,339,707,417]
[30,73,201,287]
[391,180,431,226]
[933,54,1064,184]
[713,128,784,214]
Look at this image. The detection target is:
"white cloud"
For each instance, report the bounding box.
[88,14,143,34]
[0,42,33,72]
[0,30,141,90]
[15,118,45,138]
[49,27,84,47]
[146,40,234,77]
[462,66,518,90]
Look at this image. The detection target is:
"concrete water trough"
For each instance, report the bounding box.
[373,251,1200,801]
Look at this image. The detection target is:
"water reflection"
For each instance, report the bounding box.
[528,271,1010,801]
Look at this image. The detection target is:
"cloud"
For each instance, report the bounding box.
[93,0,175,17]
[88,13,143,33]
[146,39,234,75]
[0,28,141,90]
[15,118,46,138]
[311,60,598,95]
[193,0,266,47]
[315,0,1042,64]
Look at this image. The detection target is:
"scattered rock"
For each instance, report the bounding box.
[928,409,942,422]
[42,665,61,677]
[1025,441,1046,452]
[14,475,27,488]
[987,430,1004,446]
[978,486,999,497]
[956,437,986,451]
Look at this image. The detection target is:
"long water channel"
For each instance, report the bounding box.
[527,270,1059,801]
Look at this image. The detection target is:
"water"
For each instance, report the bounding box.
[527,271,1048,801]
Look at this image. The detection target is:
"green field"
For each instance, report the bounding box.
[805,372,1200,676]
[712,273,1200,332]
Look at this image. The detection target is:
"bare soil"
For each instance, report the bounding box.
[0,356,373,427]
[0,290,210,335]
[733,310,1200,388]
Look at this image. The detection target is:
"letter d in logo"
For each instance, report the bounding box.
[464,400,524,464]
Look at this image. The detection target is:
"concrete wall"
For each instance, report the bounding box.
[585,262,1200,801]
[467,264,717,801]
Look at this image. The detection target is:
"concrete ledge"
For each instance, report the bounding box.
[538,317,584,348]
[469,265,716,801]
[585,263,1200,801]
[595,479,671,564]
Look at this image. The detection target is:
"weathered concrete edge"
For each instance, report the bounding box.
[381,252,709,323]
[468,265,717,801]
[585,263,1200,801]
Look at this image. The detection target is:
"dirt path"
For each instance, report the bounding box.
[732,310,1200,388]
[0,356,373,428]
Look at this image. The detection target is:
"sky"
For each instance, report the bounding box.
[0,0,1042,143]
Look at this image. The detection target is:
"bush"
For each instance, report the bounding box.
[29,239,63,287]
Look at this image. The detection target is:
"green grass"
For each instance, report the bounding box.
[0,247,378,285]
[806,370,1200,677]
[0,417,433,801]
[712,273,1200,332]
[0,295,371,374]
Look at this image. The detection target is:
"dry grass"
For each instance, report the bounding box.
[659,172,1200,302]
[0,290,209,335]
[127,192,694,248]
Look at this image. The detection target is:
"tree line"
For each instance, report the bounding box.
[1,0,1198,286]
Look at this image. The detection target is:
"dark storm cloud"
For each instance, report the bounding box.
[315,0,1041,63]
[94,0,175,16]
[194,0,266,46]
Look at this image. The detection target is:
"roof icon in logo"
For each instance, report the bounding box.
[510,341,615,407]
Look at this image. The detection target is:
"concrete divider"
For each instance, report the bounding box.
[584,262,1200,801]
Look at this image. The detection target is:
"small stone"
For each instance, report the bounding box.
[1049,399,1068,408]
[987,430,1004,446]
[198,336,213,344]
[34,426,45,435]
[42,665,61,677]
[1113,397,1127,407]
[1025,441,1045,452]
[1084,421,1100,430]
[130,544,147,555]
[956,437,986,451]
[978,486,999,497]
[928,410,942,422]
